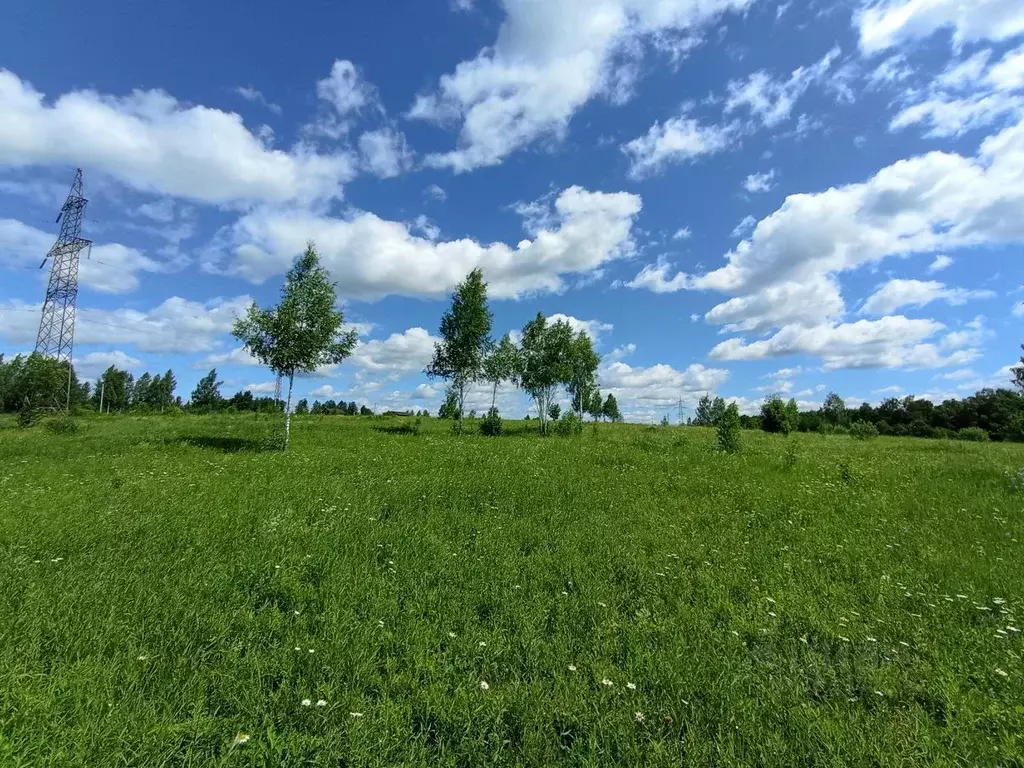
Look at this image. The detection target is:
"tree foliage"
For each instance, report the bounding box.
[602,393,621,422]
[761,395,800,435]
[716,402,742,453]
[565,331,600,420]
[482,333,521,413]
[426,269,493,433]
[190,369,223,411]
[232,243,357,449]
[519,313,574,435]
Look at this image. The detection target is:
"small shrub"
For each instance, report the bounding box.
[17,408,40,429]
[553,413,583,437]
[849,420,878,440]
[930,427,953,440]
[783,439,798,469]
[832,424,849,436]
[1008,467,1024,493]
[715,403,741,453]
[44,415,79,435]
[955,426,989,442]
[479,409,502,437]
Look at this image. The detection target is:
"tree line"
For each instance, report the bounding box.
[689,385,1024,442]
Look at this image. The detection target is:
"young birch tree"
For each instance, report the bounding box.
[425,268,493,434]
[519,313,574,436]
[566,331,600,420]
[482,333,521,413]
[232,243,357,450]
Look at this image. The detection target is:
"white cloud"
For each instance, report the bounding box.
[935,50,993,90]
[350,328,439,376]
[424,184,447,202]
[0,295,252,353]
[873,385,903,394]
[245,382,279,394]
[730,215,756,238]
[672,226,692,240]
[936,367,977,380]
[0,70,354,206]
[709,316,979,370]
[927,254,953,272]
[235,86,282,115]
[1013,300,1024,316]
[547,313,614,341]
[856,0,1024,53]
[766,367,803,379]
[358,128,414,178]
[224,185,641,300]
[408,0,752,171]
[316,60,376,117]
[743,170,776,193]
[663,117,1024,336]
[989,45,1024,91]
[600,359,730,408]
[890,91,1023,138]
[73,350,142,380]
[861,278,995,314]
[724,47,840,129]
[868,53,913,86]
[0,218,183,293]
[623,258,691,293]
[705,278,844,332]
[622,116,733,178]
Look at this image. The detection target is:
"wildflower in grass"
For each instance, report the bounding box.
[448,632,456,639]
[233,733,250,747]
[601,678,614,687]
[598,602,607,608]
[839,636,850,642]
[51,557,63,563]
[479,680,490,691]
[316,699,327,707]
[634,711,644,722]
[996,668,1009,677]
[301,699,312,707]
[626,682,636,690]
[308,648,314,654]
[866,637,877,642]
[294,646,301,651]
[478,641,486,647]
[350,712,363,718]
[568,665,577,672]
[137,655,148,661]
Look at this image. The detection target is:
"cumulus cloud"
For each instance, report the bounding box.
[358,127,414,178]
[724,47,841,128]
[349,328,439,376]
[73,350,143,380]
[223,186,641,300]
[709,316,979,370]
[0,70,354,206]
[0,295,252,354]
[856,0,1024,54]
[408,0,752,171]
[927,254,953,272]
[600,359,730,408]
[623,258,691,293]
[861,278,995,314]
[622,116,733,178]
[638,116,1024,338]
[547,313,614,341]
[0,218,184,293]
[743,170,776,193]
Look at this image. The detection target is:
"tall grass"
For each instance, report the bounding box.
[1,415,1022,765]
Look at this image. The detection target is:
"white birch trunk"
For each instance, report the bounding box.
[284,373,294,450]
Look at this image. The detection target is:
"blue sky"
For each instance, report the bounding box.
[1,0,1022,421]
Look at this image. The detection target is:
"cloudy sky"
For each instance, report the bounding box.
[1,0,1022,421]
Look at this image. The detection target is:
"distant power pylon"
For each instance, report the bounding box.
[35,169,91,366]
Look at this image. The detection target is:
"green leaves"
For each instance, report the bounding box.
[232,243,357,379]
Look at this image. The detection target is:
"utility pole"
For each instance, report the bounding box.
[35,169,91,412]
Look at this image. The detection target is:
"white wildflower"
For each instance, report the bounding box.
[568,665,577,672]
[233,733,250,746]
[479,680,490,691]
[996,668,1009,677]
[301,699,312,707]
[634,711,645,722]
[316,699,327,707]
[601,678,614,687]
[626,682,636,690]
[350,712,363,718]
[448,632,456,639]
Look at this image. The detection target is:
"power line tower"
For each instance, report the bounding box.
[35,169,91,366]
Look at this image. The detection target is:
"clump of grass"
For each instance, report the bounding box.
[43,414,78,435]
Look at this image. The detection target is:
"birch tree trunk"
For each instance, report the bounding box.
[284,372,294,450]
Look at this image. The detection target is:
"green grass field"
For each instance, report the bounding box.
[1,414,1023,766]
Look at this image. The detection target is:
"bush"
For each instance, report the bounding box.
[761,395,799,436]
[931,426,953,440]
[849,420,878,440]
[44,414,79,435]
[479,408,502,437]
[17,407,40,429]
[553,413,583,437]
[955,426,989,442]
[715,403,741,453]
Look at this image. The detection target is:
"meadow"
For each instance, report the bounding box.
[1,414,1022,767]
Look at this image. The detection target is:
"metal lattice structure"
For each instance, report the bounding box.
[35,169,91,365]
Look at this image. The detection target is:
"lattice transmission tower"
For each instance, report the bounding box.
[35,169,91,365]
